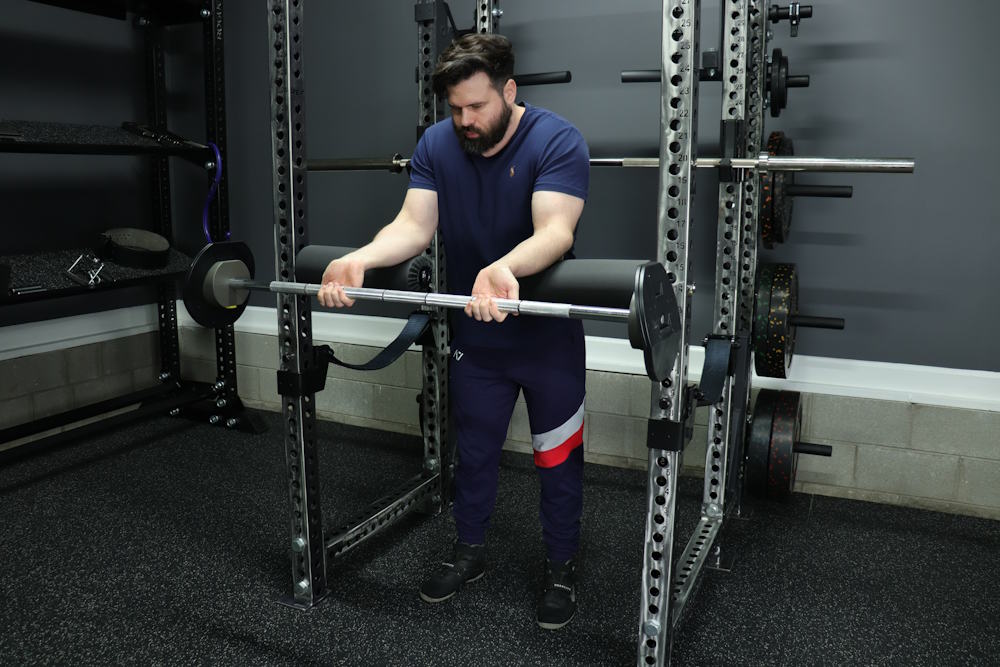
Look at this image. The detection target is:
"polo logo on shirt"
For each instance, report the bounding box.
[509,165,516,178]
[453,349,464,361]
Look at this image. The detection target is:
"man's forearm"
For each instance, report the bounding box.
[348,218,431,270]
[494,226,575,278]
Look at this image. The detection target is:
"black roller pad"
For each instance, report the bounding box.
[519,259,650,309]
[295,245,432,292]
[628,262,681,382]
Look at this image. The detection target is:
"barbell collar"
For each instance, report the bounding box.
[770,4,814,21]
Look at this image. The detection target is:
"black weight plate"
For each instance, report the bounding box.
[770,132,795,245]
[769,48,789,117]
[758,263,798,378]
[183,241,255,328]
[745,389,778,499]
[767,390,802,500]
[759,133,779,246]
[752,263,775,377]
[629,262,681,382]
[759,168,775,247]
[771,263,798,377]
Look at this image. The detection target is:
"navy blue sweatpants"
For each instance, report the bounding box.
[449,331,586,562]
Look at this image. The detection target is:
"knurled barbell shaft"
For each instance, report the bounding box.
[308,154,915,174]
[230,279,632,324]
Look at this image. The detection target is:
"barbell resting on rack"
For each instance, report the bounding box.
[308,154,915,174]
[230,279,632,323]
[182,242,683,383]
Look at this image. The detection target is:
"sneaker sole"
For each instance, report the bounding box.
[418,570,485,604]
[537,609,576,631]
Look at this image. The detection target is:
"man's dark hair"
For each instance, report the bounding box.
[432,33,515,99]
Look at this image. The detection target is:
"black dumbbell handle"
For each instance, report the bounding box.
[795,442,832,456]
[514,71,572,86]
[789,315,844,330]
[786,184,853,198]
[621,69,724,83]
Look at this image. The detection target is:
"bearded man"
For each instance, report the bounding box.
[317,33,590,631]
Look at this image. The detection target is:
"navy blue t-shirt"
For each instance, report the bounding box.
[408,103,590,348]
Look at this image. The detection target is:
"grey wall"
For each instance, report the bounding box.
[223,0,999,372]
[6,1,996,373]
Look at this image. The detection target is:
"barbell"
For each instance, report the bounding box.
[182,241,683,382]
[307,154,915,174]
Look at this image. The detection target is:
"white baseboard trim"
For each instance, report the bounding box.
[4,304,998,412]
[0,305,159,362]
[219,306,1000,412]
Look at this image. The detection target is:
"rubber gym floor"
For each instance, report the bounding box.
[1,409,997,666]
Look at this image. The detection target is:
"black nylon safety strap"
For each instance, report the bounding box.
[698,337,733,406]
[322,312,432,371]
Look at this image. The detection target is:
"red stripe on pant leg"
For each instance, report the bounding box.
[533,424,584,469]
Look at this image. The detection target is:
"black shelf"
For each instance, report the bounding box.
[3,0,236,452]
[29,0,204,24]
[1,246,192,305]
[0,120,211,162]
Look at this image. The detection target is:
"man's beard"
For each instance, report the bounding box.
[455,102,512,155]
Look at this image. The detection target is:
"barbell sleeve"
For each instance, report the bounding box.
[750,155,914,173]
[592,154,914,173]
[228,279,633,324]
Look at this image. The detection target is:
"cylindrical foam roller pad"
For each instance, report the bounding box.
[295,245,432,292]
[519,259,650,309]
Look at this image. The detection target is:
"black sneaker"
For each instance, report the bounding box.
[418,542,486,603]
[537,558,577,630]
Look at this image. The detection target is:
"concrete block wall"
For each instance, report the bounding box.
[5,328,998,521]
[796,395,1000,520]
[179,327,425,435]
[0,332,161,451]
[177,327,1000,520]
